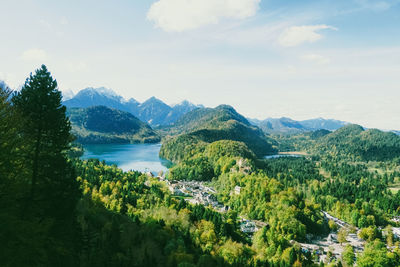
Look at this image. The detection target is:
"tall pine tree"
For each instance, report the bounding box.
[12,65,80,266]
[0,82,23,190]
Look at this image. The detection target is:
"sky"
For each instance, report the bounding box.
[0,0,399,130]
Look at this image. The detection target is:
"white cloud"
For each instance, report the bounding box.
[278,25,337,47]
[20,48,48,61]
[300,53,331,65]
[147,0,261,32]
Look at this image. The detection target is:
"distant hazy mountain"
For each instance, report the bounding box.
[300,118,348,131]
[250,117,349,134]
[63,87,199,126]
[253,117,305,134]
[64,87,131,111]
[0,80,8,90]
[61,89,75,101]
[136,97,172,126]
[163,100,203,125]
[67,105,160,144]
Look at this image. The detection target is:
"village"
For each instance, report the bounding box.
[150,173,400,264]
[298,211,365,263]
[151,173,259,234]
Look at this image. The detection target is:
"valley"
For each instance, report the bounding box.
[3,74,400,267]
[70,89,400,266]
[2,1,399,266]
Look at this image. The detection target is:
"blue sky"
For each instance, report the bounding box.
[0,0,399,129]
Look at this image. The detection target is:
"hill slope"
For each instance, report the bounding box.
[67,106,160,144]
[160,105,276,160]
[300,118,348,131]
[314,124,400,161]
[170,105,250,132]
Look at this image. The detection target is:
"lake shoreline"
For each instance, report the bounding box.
[278,151,309,156]
[81,143,171,173]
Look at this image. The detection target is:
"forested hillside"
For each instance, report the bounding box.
[1,66,312,267]
[315,124,400,161]
[271,124,400,162]
[67,105,160,144]
[160,105,276,160]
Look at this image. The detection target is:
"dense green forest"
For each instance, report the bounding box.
[273,124,400,162]
[3,65,400,266]
[67,105,160,144]
[160,105,276,158]
[0,66,311,266]
[159,100,400,266]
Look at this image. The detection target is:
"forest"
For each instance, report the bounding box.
[2,65,400,267]
[0,66,309,266]
[67,105,160,144]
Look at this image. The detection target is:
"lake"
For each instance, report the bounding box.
[264,154,303,159]
[81,143,171,173]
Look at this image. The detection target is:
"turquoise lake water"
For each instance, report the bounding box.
[264,154,303,159]
[81,143,171,173]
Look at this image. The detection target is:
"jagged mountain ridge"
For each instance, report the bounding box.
[64,87,131,112]
[63,87,201,127]
[63,87,397,134]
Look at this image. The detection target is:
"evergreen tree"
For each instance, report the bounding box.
[0,82,27,265]
[12,65,80,265]
[0,83,23,191]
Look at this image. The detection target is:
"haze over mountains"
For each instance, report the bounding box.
[63,87,202,127]
[0,83,387,135]
[63,87,358,134]
[249,117,349,134]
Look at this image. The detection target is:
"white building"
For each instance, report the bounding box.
[240,220,257,233]
[234,186,241,195]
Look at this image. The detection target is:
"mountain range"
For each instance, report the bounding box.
[392,130,400,136]
[63,87,202,127]
[62,87,398,135]
[249,117,349,134]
